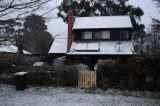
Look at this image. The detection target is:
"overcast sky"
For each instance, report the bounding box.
[46,0,160,36]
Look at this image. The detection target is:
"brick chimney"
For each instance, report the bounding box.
[67,11,73,52]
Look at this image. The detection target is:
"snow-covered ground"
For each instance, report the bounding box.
[0,84,160,106]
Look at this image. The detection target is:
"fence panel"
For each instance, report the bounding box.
[78,70,96,89]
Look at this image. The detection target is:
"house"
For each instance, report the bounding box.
[48,34,67,65]
[49,11,135,67]
[0,44,31,64]
[66,11,134,68]
[0,45,31,54]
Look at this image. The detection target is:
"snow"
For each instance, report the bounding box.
[32,62,48,66]
[57,56,66,60]
[68,41,134,55]
[49,34,67,54]
[14,72,28,76]
[75,63,89,71]
[75,43,100,51]
[0,45,31,54]
[75,43,88,51]
[73,16,133,29]
[0,84,160,106]
[87,43,100,51]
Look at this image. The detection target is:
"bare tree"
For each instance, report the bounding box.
[149,18,160,53]
[152,0,160,7]
[0,0,59,45]
[0,0,58,20]
[134,18,160,55]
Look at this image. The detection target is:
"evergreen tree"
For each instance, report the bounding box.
[24,14,47,33]
[58,0,144,32]
[22,14,53,54]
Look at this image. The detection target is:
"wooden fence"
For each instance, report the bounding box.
[78,70,96,89]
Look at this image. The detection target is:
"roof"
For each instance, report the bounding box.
[73,15,133,30]
[0,45,31,54]
[49,35,67,54]
[67,41,134,55]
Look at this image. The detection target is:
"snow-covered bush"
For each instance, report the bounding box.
[32,62,48,66]
[75,63,89,71]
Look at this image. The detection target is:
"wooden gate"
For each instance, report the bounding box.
[78,70,96,89]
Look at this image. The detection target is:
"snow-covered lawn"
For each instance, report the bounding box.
[0,84,160,106]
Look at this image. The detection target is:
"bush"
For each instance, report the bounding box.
[97,58,160,91]
[0,65,78,87]
[25,65,78,86]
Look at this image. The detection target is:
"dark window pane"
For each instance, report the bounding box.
[94,31,102,39]
[120,31,129,39]
[111,31,120,39]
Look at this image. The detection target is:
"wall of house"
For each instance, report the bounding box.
[48,53,66,66]
[66,55,132,69]
[73,28,132,41]
[0,52,18,64]
[24,54,48,65]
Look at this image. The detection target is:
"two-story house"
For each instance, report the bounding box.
[66,11,134,68]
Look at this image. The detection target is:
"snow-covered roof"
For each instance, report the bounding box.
[67,41,134,55]
[0,45,31,54]
[49,35,67,54]
[73,15,133,29]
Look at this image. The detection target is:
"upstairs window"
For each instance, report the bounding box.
[111,31,120,39]
[83,31,92,39]
[102,31,110,39]
[120,31,129,39]
[94,31,102,39]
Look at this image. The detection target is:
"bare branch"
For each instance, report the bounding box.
[0,0,53,20]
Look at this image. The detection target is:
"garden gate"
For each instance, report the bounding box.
[78,70,96,88]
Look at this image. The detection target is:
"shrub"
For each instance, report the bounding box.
[0,65,78,87]
[97,57,160,91]
[27,65,78,86]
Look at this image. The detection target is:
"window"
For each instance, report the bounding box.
[111,31,120,39]
[102,31,110,39]
[94,31,102,39]
[83,31,92,39]
[120,31,129,39]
